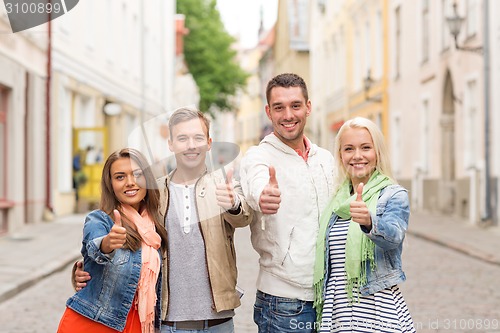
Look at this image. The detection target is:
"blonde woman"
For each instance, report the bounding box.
[313,117,415,332]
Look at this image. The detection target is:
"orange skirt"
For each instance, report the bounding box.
[57,306,141,333]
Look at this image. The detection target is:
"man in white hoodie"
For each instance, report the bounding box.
[240,73,335,333]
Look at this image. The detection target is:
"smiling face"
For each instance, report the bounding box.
[168,118,212,173]
[265,86,311,150]
[340,127,377,187]
[110,157,147,211]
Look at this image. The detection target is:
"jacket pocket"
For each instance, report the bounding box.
[111,249,130,265]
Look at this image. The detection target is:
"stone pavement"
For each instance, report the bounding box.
[408,211,500,267]
[0,209,498,330]
[0,213,85,303]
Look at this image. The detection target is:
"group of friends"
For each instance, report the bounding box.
[56,73,416,333]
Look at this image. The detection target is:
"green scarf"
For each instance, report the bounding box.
[313,171,393,323]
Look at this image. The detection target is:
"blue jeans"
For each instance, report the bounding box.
[253,290,317,333]
[160,319,234,333]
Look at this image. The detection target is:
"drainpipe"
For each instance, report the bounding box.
[483,0,492,224]
[44,7,53,220]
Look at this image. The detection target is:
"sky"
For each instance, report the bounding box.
[216,0,278,49]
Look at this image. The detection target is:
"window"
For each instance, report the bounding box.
[422,0,430,63]
[331,37,338,92]
[420,99,430,172]
[317,0,326,13]
[105,0,115,64]
[375,113,382,131]
[395,6,401,78]
[391,114,401,177]
[126,113,141,150]
[441,0,451,50]
[354,29,362,91]
[57,88,72,192]
[375,11,382,78]
[339,26,346,89]
[464,80,478,168]
[287,0,309,51]
[364,20,371,78]
[0,88,7,199]
[466,0,479,37]
[85,0,95,50]
[122,3,129,74]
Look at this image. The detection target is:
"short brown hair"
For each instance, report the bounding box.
[265,73,309,105]
[168,107,210,139]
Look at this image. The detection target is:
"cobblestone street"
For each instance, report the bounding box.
[0,228,499,332]
[401,236,500,332]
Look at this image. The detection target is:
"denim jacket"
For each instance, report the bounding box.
[66,210,162,331]
[323,185,410,296]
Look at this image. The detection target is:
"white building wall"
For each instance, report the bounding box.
[309,0,350,151]
[390,0,485,221]
[0,11,48,232]
[51,0,176,214]
[309,0,327,148]
[489,0,500,223]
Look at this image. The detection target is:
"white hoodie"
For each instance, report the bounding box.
[240,133,335,301]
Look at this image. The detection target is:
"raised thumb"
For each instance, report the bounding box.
[113,209,122,227]
[356,183,364,201]
[226,168,233,184]
[268,166,278,187]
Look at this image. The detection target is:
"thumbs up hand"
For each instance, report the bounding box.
[216,169,240,211]
[350,183,372,228]
[101,209,127,254]
[259,166,281,215]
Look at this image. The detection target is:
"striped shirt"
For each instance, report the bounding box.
[319,218,416,333]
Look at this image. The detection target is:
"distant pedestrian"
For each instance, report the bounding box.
[72,150,82,205]
[313,117,416,332]
[57,148,168,333]
[72,149,86,206]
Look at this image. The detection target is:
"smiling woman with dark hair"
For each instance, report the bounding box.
[57,148,168,333]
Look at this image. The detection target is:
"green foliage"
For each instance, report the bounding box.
[177,0,249,114]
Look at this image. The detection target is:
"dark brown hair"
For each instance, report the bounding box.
[100,148,167,253]
[265,73,309,105]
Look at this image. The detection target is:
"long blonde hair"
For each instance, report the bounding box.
[100,148,168,253]
[334,117,396,191]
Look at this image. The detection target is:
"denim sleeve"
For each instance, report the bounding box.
[364,189,410,250]
[83,211,115,264]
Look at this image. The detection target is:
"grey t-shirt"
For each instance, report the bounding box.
[165,182,234,321]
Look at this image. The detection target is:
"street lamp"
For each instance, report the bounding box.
[445,1,483,54]
[446,0,492,223]
[103,102,122,116]
[363,69,381,103]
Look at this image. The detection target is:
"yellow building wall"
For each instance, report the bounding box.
[236,48,264,155]
[273,0,310,85]
[345,0,390,139]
